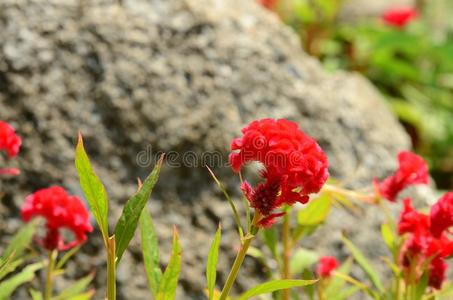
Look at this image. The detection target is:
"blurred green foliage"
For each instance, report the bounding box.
[270,0,453,188]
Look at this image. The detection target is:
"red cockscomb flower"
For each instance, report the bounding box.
[430,192,453,238]
[0,121,22,176]
[0,121,22,158]
[316,256,338,278]
[375,151,428,202]
[258,0,277,10]
[381,7,418,28]
[398,198,430,236]
[230,118,329,226]
[21,186,93,251]
[398,198,453,289]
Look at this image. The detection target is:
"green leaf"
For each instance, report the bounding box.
[290,248,319,275]
[0,262,43,300]
[56,246,81,270]
[261,227,279,260]
[341,235,384,292]
[206,225,221,300]
[52,273,94,300]
[2,220,36,260]
[0,257,24,281]
[114,154,164,262]
[65,291,94,300]
[381,223,395,254]
[237,279,318,300]
[297,195,331,226]
[301,269,315,300]
[140,206,162,298]
[29,289,43,300]
[206,166,243,239]
[157,228,181,300]
[75,133,109,242]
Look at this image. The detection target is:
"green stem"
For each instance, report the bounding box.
[107,236,116,300]
[44,250,57,300]
[282,208,291,300]
[219,213,260,300]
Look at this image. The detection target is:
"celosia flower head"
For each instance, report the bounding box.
[376,151,428,202]
[0,121,22,158]
[381,7,418,28]
[230,118,329,226]
[21,186,93,251]
[316,256,338,278]
[430,192,453,238]
[398,197,453,289]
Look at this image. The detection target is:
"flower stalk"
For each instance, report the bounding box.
[281,207,291,300]
[107,236,116,300]
[44,250,57,300]
[219,213,261,300]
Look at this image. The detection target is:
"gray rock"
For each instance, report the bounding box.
[0,0,410,299]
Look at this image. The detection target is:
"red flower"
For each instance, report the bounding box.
[381,7,418,28]
[0,121,22,158]
[430,192,453,238]
[398,198,453,289]
[21,186,93,251]
[258,0,277,10]
[398,198,430,236]
[230,119,329,226]
[316,256,338,278]
[375,151,428,202]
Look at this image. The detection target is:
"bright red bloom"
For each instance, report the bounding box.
[21,186,93,251]
[398,198,453,289]
[430,192,453,238]
[376,151,428,202]
[316,256,338,278]
[258,0,277,10]
[381,7,418,28]
[398,198,430,236]
[0,121,22,158]
[230,119,329,226]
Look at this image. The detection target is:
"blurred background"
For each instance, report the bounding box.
[259,0,453,189]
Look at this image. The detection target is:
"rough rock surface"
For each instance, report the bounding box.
[0,0,411,299]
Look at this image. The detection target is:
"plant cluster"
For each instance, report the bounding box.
[0,118,452,300]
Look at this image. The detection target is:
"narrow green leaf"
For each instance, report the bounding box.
[56,246,81,270]
[75,133,109,242]
[157,228,181,300]
[206,166,243,239]
[52,273,94,300]
[381,223,396,256]
[65,291,94,300]
[0,262,43,300]
[0,258,24,281]
[261,227,279,260]
[341,235,384,292]
[29,289,43,300]
[290,248,319,275]
[237,279,317,300]
[297,195,331,226]
[2,220,36,260]
[140,206,162,298]
[301,269,315,300]
[114,154,164,263]
[206,225,221,300]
